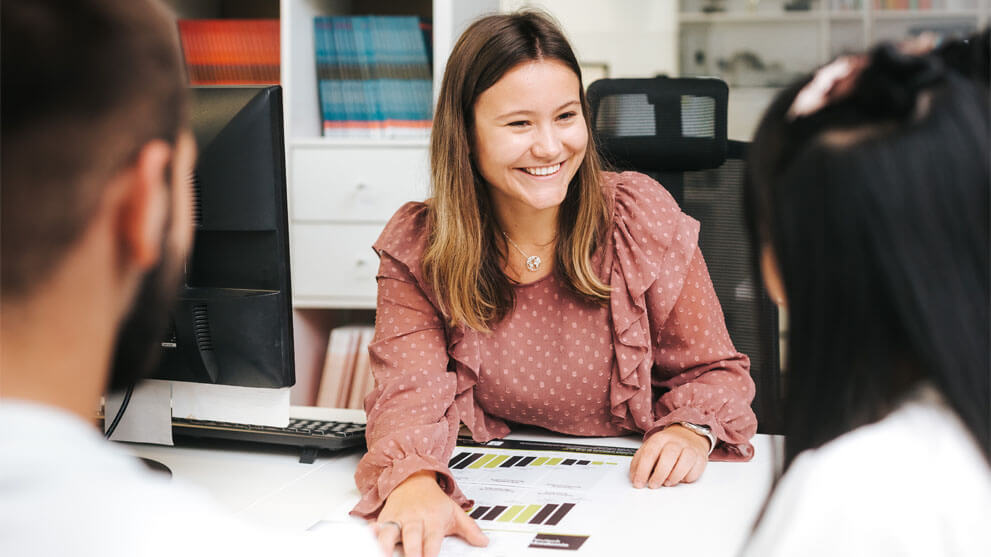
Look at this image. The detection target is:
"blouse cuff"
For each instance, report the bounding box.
[643,406,719,444]
[645,405,756,461]
[350,452,471,519]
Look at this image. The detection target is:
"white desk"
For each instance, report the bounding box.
[126,407,779,556]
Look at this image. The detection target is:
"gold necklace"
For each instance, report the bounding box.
[503,232,542,272]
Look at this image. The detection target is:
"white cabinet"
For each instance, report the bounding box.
[290,142,429,223]
[291,223,382,306]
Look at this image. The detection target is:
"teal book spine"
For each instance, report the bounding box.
[314,17,345,136]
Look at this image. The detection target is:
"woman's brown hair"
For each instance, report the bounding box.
[424,10,610,331]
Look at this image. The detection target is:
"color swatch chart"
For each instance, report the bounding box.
[450,438,632,494]
[450,451,616,470]
[438,437,637,555]
[468,501,576,526]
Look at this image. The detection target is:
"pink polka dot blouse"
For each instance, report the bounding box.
[351,171,757,518]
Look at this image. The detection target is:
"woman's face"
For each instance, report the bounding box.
[472,59,588,213]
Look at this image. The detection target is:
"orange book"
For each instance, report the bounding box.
[178,19,279,85]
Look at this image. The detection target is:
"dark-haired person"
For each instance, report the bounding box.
[354,11,757,557]
[742,32,991,556]
[0,1,378,555]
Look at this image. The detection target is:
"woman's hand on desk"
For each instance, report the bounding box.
[630,424,710,489]
[374,470,489,557]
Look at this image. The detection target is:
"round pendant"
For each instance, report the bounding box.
[526,255,541,272]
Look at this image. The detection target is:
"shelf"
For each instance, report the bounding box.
[872,9,981,19]
[679,11,826,23]
[294,297,376,310]
[679,8,982,22]
[829,11,867,20]
[291,137,430,149]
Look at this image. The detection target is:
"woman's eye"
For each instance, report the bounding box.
[508,120,529,127]
[557,111,577,121]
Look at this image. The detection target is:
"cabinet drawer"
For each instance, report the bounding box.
[291,223,384,307]
[291,145,429,222]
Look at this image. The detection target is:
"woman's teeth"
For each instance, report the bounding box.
[523,163,561,176]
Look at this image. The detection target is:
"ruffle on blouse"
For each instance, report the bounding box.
[371,203,512,445]
[602,172,701,433]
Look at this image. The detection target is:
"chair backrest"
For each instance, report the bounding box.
[588,76,783,434]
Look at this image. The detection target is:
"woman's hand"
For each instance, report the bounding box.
[629,424,710,489]
[374,470,488,557]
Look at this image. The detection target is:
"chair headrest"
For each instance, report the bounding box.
[587,76,728,172]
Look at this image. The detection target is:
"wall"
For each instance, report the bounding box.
[501,0,679,79]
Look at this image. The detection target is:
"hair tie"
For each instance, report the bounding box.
[787,55,868,121]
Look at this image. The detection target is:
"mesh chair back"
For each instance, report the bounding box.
[588,77,782,433]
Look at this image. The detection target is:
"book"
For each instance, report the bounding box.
[316,326,376,409]
[178,19,279,85]
[313,15,433,138]
[345,327,375,409]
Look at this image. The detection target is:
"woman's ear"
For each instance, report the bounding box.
[760,246,787,308]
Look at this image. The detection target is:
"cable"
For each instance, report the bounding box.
[104,383,135,439]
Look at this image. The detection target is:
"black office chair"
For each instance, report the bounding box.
[587,76,783,434]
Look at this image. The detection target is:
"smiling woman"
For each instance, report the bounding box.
[352,11,759,557]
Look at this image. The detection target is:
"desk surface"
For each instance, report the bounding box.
[127,407,778,556]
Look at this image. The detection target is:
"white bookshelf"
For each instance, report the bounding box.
[681,0,988,74]
[277,0,498,309]
[678,0,989,138]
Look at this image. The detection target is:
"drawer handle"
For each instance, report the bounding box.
[355,182,368,191]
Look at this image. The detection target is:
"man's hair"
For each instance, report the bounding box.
[1,0,188,299]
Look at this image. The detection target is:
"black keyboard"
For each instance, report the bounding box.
[172,417,366,463]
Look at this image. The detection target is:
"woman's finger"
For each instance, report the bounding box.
[453,508,489,547]
[629,449,641,484]
[684,456,707,484]
[664,447,698,487]
[647,443,682,489]
[631,439,663,488]
[423,530,445,557]
[375,521,402,557]
[401,520,424,557]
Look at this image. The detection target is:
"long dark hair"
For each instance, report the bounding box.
[745,32,990,477]
[425,11,610,331]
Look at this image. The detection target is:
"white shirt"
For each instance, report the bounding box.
[744,387,991,556]
[0,401,379,557]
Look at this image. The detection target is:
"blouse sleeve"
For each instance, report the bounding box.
[645,245,757,460]
[350,226,470,519]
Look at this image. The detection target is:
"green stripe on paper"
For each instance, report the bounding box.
[485,455,510,468]
[496,505,525,522]
[468,454,496,469]
[513,504,543,523]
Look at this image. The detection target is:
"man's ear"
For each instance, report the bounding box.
[115,140,173,271]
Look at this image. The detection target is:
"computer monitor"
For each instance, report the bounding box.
[152,85,294,389]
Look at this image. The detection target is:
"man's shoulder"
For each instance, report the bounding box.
[0,401,379,557]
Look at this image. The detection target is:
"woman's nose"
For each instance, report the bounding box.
[530,124,562,161]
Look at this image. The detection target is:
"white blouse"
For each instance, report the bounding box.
[743,386,991,556]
